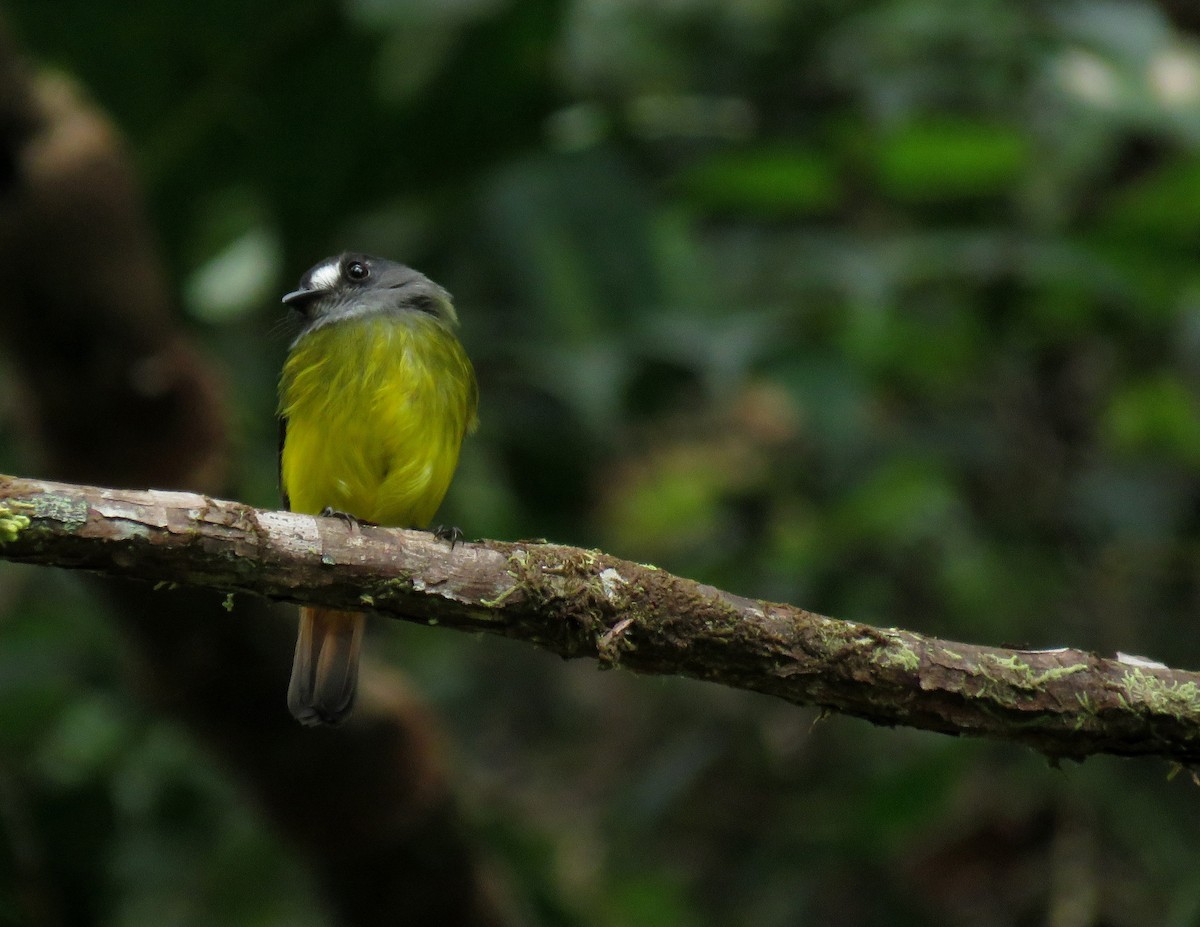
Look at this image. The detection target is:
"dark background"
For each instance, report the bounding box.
[2,0,1200,924]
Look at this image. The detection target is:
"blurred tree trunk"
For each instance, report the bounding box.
[0,27,511,927]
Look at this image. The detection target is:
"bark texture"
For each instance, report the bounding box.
[4,473,1200,766]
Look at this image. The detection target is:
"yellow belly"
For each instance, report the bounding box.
[279,315,477,527]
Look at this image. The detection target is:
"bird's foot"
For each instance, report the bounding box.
[320,507,376,531]
[433,524,464,548]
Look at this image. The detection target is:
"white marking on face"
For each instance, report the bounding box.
[309,261,341,291]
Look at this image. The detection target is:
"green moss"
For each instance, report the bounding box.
[980,653,1087,691]
[878,646,920,671]
[874,633,921,672]
[501,546,659,658]
[985,654,1028,674]
[0,506,31,544]
[810,619,871,660]
[1121,668,1200,720]
[1030,663,1088,686]
[479,584,520,608]
[505,546,591,605]
[380,573,415,593]
[596,617,637,668]
[1073,691,1096,730]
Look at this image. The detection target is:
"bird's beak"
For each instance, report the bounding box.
[282,287,328,309]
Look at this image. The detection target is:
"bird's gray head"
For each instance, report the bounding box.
[282,252,458,334]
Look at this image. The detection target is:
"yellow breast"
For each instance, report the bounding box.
[279,315,477,527]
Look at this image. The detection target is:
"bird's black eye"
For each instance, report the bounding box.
[346,260,369,281]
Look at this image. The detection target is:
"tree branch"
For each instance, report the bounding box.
[3,473,1199,765]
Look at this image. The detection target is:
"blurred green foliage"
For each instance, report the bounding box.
[4,0,1200,923]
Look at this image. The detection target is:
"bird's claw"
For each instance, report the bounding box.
[433,524,464,548]
[320,507,376,531]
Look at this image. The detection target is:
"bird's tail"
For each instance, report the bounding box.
[287,606,364,726]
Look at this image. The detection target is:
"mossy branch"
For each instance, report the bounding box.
[3,472,1200,765]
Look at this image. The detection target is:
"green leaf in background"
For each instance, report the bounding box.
[676,146,841,217]
[1101,157,1200,243]
[599,443,732,561]
[36,695,130,788]
[875,117,1029,201]
[607,873,692,927]
[184,227,282,323]
[1103,371,1200,465]
[831,455,962,548]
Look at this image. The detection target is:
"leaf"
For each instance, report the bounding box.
[677,146,840,216]
[1104,372,1200,465]
[875,117,1028,201]
[1102,157,1200,243]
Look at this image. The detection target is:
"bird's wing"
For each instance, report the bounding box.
[278,415,291,511]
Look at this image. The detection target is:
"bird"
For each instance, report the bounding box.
[277,252,478,725]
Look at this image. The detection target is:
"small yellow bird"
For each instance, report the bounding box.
[278,253,477,725]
